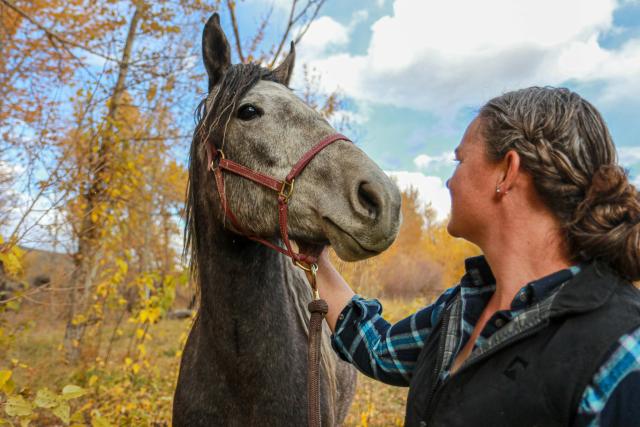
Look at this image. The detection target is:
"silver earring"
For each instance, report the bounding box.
[496,186,501,193]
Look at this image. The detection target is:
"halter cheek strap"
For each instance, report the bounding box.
[206,133,351,267]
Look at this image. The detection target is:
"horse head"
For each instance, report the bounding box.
[188,13,402,262]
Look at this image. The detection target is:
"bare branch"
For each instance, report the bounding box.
[226,0,245,63]
[246,7,273,62]
[293,0,326,45]
[270,0,298,68]
[292,0,314,24]
[4,59,108,248]
[124,135,191,142]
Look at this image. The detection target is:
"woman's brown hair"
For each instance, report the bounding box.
[479,87,640,280]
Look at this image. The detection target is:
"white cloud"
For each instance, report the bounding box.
[413,151,454,170]
[329,109,368,129]
[300,0,640,115]
[619,146,640,167]
[593,39,640,104]
[2,187,67,250]
[0,159,69,248]
[386,171,451,221]
[296,16,350,59]
[351,10,369,25]
[0,161,24,176]
[84,52,108,68]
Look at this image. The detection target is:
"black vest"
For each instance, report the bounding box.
[405,262,640,427]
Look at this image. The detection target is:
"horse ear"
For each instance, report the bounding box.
[202,13,231,92]
[272,42,296,86]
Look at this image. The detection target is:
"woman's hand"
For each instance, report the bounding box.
[293,242,355,332]
[313,247,355,332]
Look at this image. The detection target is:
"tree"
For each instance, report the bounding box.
[61,3,144,361]
[0,0,336,361]
[421,220,481,291]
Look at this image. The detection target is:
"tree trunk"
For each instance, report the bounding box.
[64,5,142,362]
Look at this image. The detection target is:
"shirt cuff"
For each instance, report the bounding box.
[331,295,383,361]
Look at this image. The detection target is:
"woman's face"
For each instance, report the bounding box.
[446,118,501,244]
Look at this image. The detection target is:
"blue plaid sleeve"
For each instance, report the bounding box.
[330,287,458,386]
[575,325,640,426]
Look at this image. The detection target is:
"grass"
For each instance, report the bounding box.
[1,296,427,426]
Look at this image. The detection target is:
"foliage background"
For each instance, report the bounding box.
[0,0,479,425]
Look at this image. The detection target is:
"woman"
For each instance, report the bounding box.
[316,87,640,426]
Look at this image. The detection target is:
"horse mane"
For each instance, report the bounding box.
[184,63,280,282]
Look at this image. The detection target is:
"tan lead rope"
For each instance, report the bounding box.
[304,264,327,427]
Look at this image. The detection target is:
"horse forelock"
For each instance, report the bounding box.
[197,63,279,150]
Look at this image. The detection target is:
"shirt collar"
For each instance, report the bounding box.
[460,255,581,309]
[463,255,495,288]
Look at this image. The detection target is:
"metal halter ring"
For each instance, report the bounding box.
[295,261,318,275]
[209,149,225,171]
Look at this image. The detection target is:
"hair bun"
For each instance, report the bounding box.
[569,165,640,280]
[587,165,635,206]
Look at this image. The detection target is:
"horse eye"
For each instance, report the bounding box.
[237,104,261,121]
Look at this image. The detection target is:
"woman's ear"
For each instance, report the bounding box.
[497,150,521,194]
[202,13,231,92]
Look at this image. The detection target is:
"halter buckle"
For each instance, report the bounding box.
[279,179,295,202]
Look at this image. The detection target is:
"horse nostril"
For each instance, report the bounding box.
[357,182,382,219]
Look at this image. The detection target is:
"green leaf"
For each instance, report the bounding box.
[2,378,15,395]
[61,385,86,400]
[4,395,32,417]
[34,388,58,409]
[91,415,113,427]
[70,407,86,423]
[0,371,11,388]
[5,300,19,312]
[52,400,70,425]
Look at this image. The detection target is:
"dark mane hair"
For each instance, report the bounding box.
[184,63,280,281]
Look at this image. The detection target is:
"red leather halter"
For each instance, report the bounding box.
[205,133,350,268]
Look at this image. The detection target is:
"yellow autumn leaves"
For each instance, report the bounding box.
[2,379,87,425]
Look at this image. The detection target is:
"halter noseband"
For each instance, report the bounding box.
[205,133,351,270]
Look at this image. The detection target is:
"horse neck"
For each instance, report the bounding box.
[195,220,297,328]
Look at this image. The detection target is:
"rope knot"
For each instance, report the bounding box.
[308,299,328,315]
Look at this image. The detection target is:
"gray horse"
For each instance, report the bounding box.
[173,13,402,426]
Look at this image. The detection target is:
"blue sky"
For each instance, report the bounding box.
[233,0,640,220]
[10,0,640,246]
